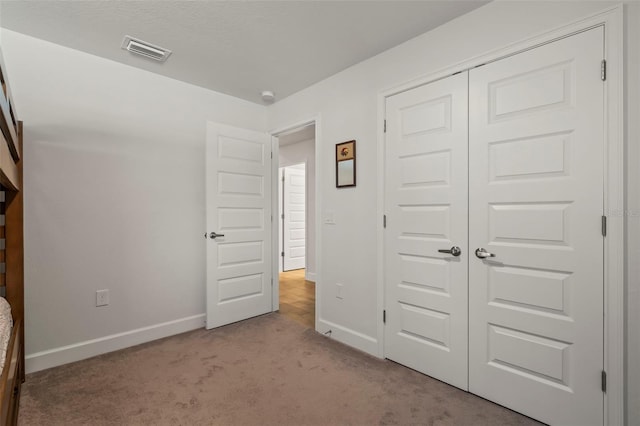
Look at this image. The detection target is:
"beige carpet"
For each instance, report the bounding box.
[19,314,541,425]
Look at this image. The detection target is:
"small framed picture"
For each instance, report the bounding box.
[336,140,356,188]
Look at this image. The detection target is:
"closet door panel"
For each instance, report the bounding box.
[384,71,469,390]
[468,27,604,426]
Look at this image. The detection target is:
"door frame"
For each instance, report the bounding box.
[376,5,624,425]
[270,116,322,331]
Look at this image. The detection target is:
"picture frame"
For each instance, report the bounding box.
[336,140,356,188]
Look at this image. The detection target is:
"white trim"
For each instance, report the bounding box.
[376,92,386,359]
[317,318,378,355]
[602,6,624,426]
[303,158,310,279]
[314,117,322,332]
[278,166,284,274]
[271,136,280,312]
[270,115,322,333]
[305,271,316,282]
[25,314,206,374]
[376,5,624,425]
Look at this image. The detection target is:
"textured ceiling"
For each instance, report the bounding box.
[0,1,488,104]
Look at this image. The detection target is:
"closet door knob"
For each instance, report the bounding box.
[475,248,496,259]
[209,232,225,239]
[438,246,462,256]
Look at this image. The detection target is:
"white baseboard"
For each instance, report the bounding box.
[317,318,379,357]
[305,271,317,282]
[26,314,206,374]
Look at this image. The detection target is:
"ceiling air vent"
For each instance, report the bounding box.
[121,36,172,62]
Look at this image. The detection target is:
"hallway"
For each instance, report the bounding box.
[279,269,315,329]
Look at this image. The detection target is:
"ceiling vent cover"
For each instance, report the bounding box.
[121,36,172,62]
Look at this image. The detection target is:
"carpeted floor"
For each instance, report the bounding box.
[19,313,541,425]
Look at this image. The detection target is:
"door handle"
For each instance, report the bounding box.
[209,232,225,239]
[438,246,462,257]
[475,248,495,259]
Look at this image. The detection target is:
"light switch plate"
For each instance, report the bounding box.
[324,210,336,225]
[336,283,344,299]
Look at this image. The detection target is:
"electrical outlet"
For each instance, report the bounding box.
[336,283,344,299]
[96,289,109,307]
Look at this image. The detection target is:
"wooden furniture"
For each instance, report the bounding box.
[0,50,24,426]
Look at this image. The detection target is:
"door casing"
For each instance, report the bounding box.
[377,6,624,425]
[270,117,321,332]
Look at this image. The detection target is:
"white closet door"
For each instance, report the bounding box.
[205,122,273,329]
[468,27,604,425]
[384,71,469,390]
[283,165,306,271]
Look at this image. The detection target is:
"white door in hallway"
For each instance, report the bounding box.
[468,27,604,425]
[283,165,306,271]
[384,71,469,390]
[205,122,273,329]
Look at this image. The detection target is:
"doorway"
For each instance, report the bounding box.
[275,124,316,329]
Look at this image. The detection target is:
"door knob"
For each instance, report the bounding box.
[438,246,462,257]
[475,248,495,259]
[209,232,225,239]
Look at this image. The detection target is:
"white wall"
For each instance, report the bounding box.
[267,1,639,422]
[624,3,640,424]
[1,30,267,371]
[279,138,316,280]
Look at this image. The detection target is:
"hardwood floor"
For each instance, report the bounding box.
[279,269,315,329]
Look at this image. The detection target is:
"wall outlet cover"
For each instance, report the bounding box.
[96,289,110,307]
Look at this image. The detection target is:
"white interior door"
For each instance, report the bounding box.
[384,71,469,390]
[283,165,306,271]
[206,122,272,329]
[468,27,604,425]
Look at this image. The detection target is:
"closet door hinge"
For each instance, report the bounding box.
[602,215,607,237]
[281,251,284,257]
[383,215,387,228]
[602,370,607,393]
[384,120,387,133]
[383,310,386,324]
[271,152,273,159]
[601,59,607,81]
